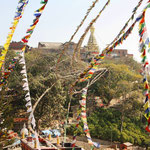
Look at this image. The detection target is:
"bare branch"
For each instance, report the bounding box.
[89,69,108,86]
[28,82,56,132]
[72,68,107,95]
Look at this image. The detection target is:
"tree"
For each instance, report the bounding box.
[0,50,87,130]
[90,63,142,105]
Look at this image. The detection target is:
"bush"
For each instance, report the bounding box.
[67,124,84,136]
[120,132,128,143]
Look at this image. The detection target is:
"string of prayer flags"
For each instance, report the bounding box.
[106,21,137,54]
[21,0,48,50]
[71,0,99,41]
[18,1,48,149]
[72,88,100,149]
[0,58,18,90]
[108,0,144,48]
[0,0,48,90]
[0,0,29,70]
[138,1,150,132]
[19,51,40,150]
[19,51,32,110]
[80,89,94,147]
[79,61,99,82]
[20,0,48,128]
[71,109,81,147]
[1,1,48,147]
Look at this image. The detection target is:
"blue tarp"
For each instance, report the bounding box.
[41,129,61,137]
[42,130,53,136]
[52,129,61,137]
[12,139,21,146]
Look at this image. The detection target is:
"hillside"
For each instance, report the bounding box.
[0,51,149,148]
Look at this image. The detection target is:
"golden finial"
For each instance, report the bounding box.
[90,25,95,34]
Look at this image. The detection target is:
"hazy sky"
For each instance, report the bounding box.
[0,0,150,62]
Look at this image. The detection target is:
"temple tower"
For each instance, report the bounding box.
[86,25,100,62]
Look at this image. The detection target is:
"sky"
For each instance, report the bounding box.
[0,0,150,62]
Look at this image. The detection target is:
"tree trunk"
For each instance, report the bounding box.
[28,83,56,131]
[120,112,124,133]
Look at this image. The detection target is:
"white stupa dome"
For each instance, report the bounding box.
[20,123,28,136]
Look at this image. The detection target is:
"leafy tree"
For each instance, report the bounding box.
[0,50,86,130]
[89,63,142,105]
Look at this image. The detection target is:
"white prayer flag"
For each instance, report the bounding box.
[22,65,26,69]
[23,78,28,82]
[25,92,30,97]
[23,87,29,91]
[31,117,36,129]
[25,96,31,102]
[27,107,32,113]
[19,61,25,65]
[23,74,27,77]
[25,101,31,107]
[23,82,28,88]
[20,69,26,74]
[29,112,33,120]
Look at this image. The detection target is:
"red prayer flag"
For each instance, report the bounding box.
[145,126,150,132]
[22,38,28,43]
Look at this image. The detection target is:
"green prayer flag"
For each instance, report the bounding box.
[142,56,147,63]
[27,30,33,34]
[40,0,47,4]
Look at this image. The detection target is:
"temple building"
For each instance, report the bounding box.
[87,25,99,54]
[106,49,133,58]
[36,25,133,61]
[38,42,62,50]
[81,25,100,62]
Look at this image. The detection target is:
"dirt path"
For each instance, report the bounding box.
[67,136,113,150]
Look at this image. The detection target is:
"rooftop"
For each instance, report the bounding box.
[38,42,63,50]
[123,142,133,146]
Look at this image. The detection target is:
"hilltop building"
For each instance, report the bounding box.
[106,49,133,58]
[9,41,30,54]
[37,41,78,55]
[81,25,100,62]
[38,42,62,51]
[86,26,100,56]
[36,26,133,61]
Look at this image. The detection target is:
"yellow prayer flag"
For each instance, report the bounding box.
[22,46,26,51]
[144,81,148,87]
[0,55,6,61]
[1,50,6,55]
[144,101,149,110]
[149,42,150,48]
[144,113,150,120]
[3,45,8,50]
[93,67,98,70]
[143,8,147,12]
[13,20,18,25]
[29,25,36,30]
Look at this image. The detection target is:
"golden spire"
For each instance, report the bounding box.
[90,25,95,35]
[87,25,99,52]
